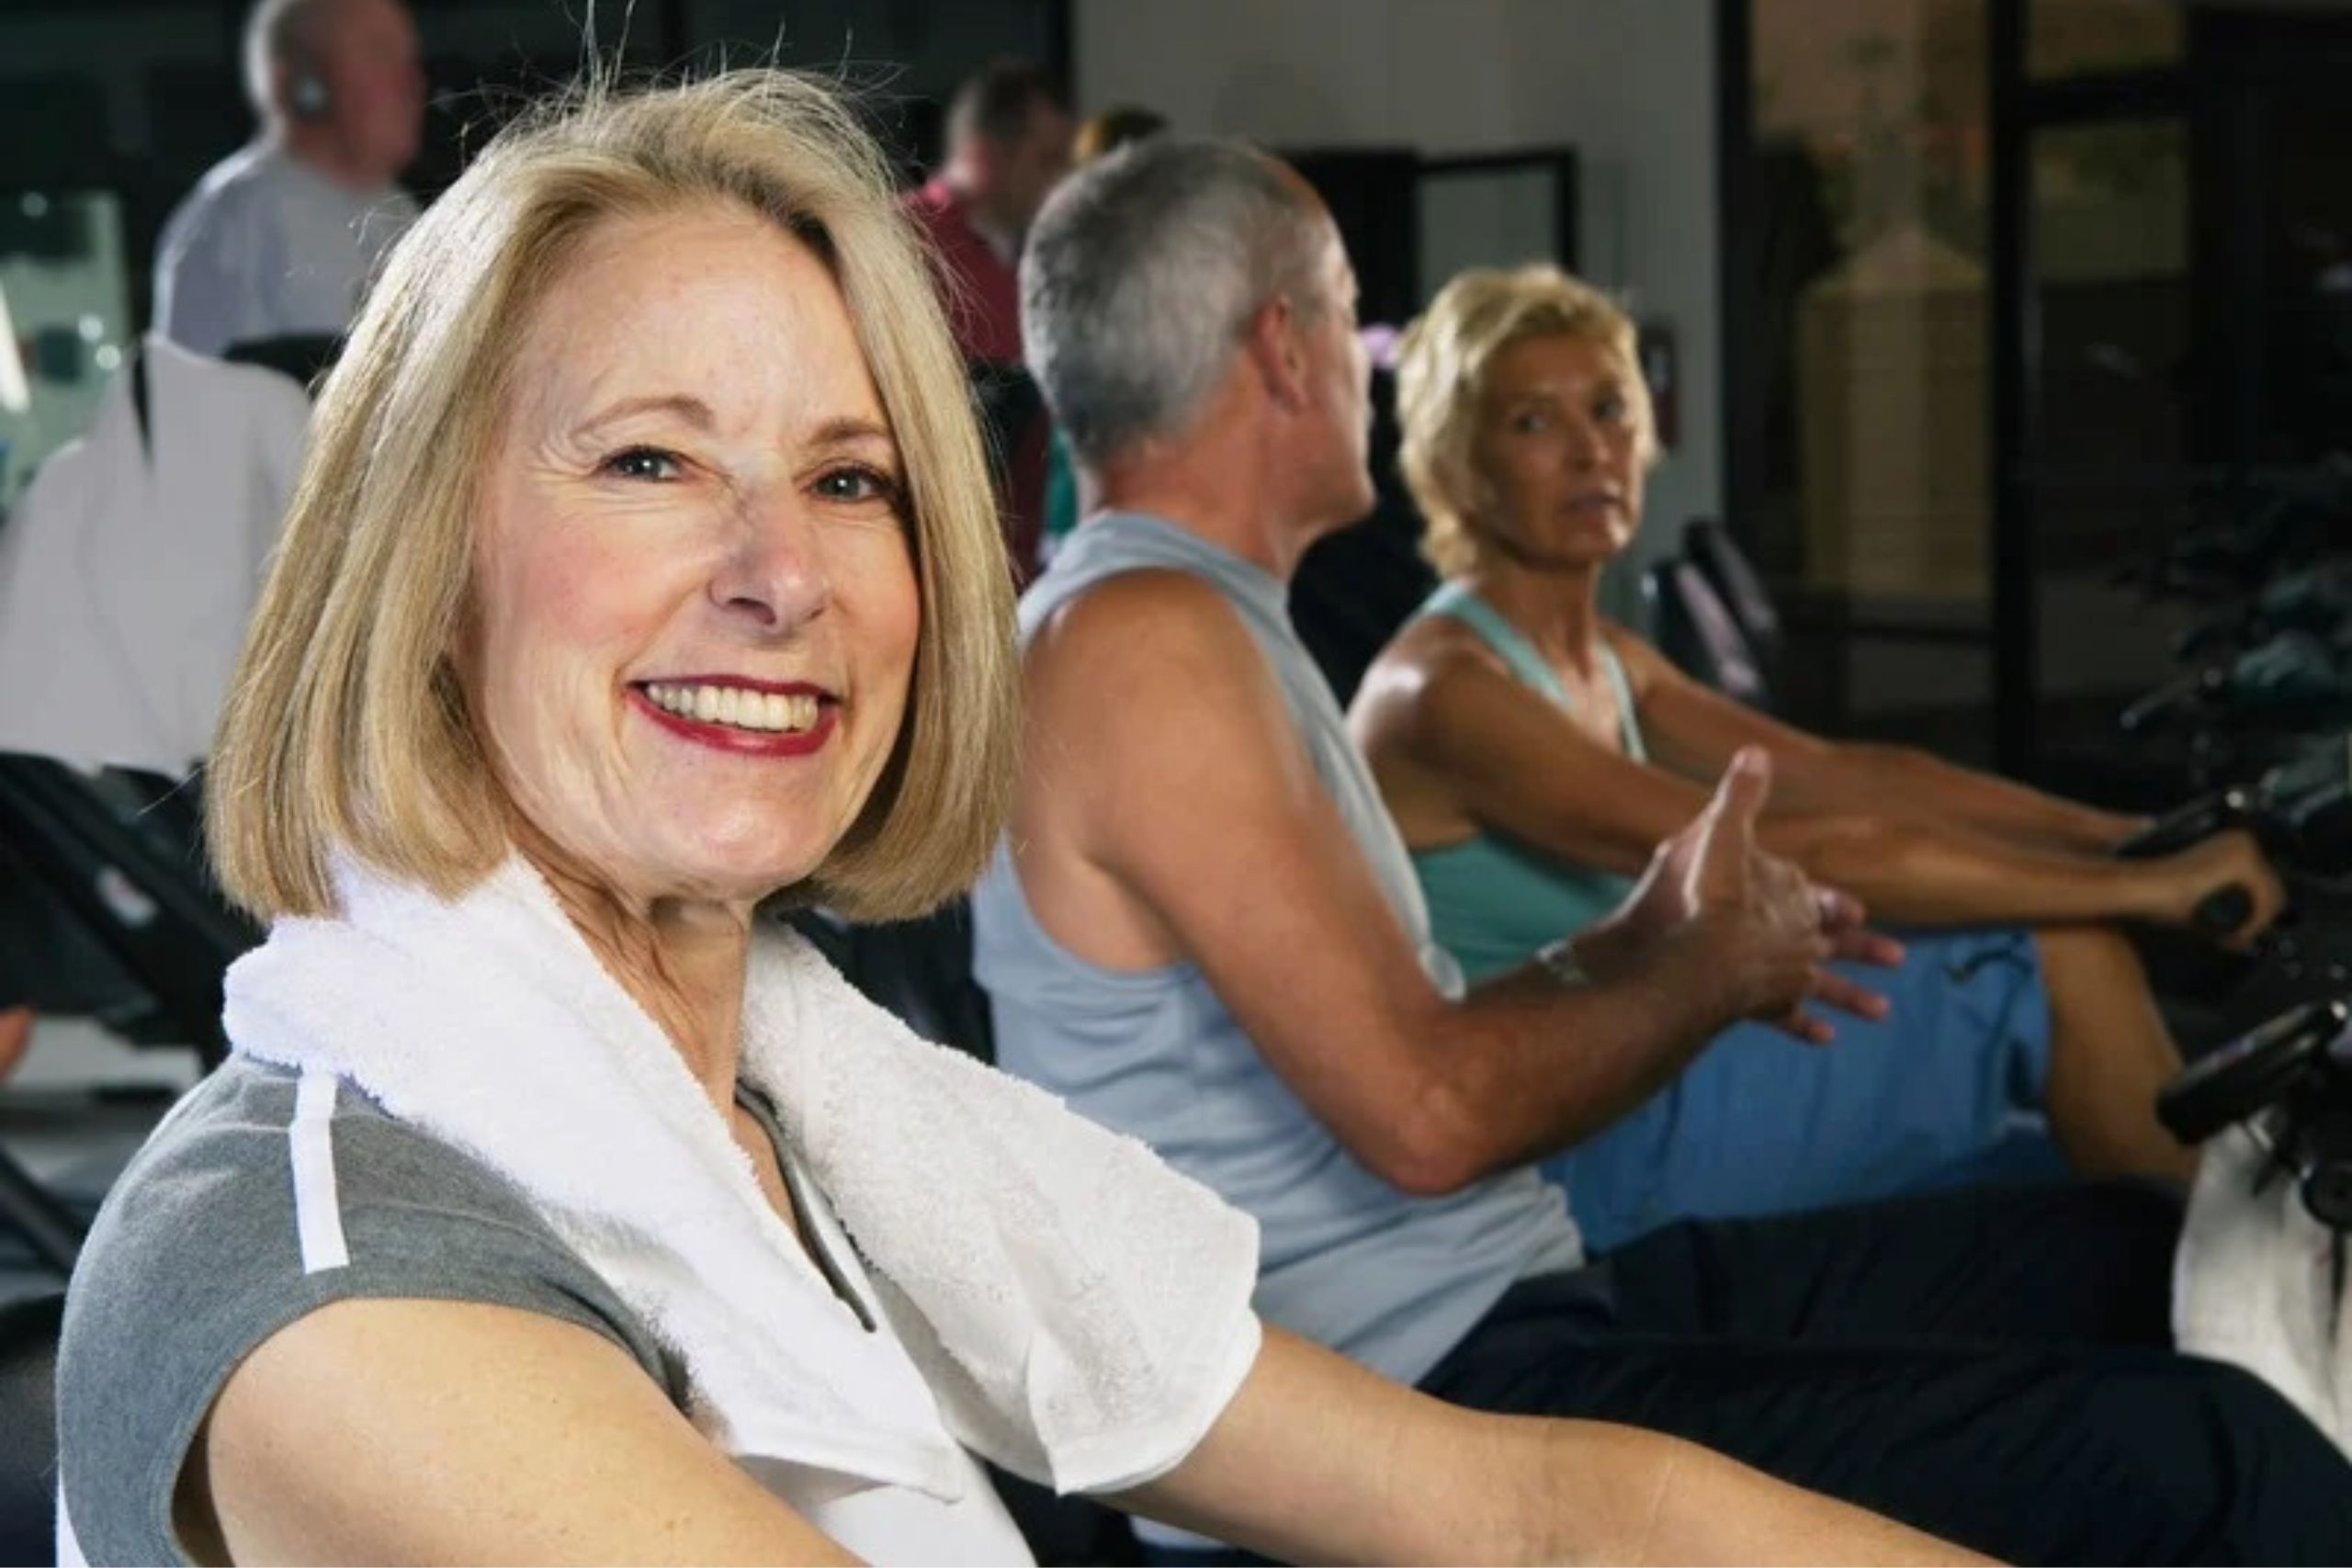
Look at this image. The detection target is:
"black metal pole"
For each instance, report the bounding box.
[1715,0,1755,558]
[1988,0,2038,777]
[0,1151,83,1280]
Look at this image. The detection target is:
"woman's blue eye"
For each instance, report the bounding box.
[604,447,680,481]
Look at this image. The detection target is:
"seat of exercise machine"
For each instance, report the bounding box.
[1645,557,1772,711]
[1681,518,1782,666]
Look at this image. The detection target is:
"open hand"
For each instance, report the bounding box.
[1616,749,1900,1043]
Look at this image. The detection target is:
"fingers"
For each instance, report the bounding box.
[1689,749,1774,888]
[1811,884,1866,931]
[1704,746,1772,840]
[1808,881,1901,965]
[1767,1008,1836,1047]
[1761,967,1887,1049]
[1808,965,1890,1021]
[1827,926,1905,969]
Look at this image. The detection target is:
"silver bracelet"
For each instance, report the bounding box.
[1535,937,1589,989]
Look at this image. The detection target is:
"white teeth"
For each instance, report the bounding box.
[643,682,820,734]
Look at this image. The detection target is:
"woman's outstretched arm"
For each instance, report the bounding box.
[1353,620,2280,937]
[1119,1325,1991,1567]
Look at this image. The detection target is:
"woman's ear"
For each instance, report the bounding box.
[1437,449,1487,533]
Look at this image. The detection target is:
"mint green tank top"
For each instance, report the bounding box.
[1409,583,1648,982]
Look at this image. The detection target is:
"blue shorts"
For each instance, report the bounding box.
[1543,926,2064,1253]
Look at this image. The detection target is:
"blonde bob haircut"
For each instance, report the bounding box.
[1396,262,1658,579]
[208,70,1018,923]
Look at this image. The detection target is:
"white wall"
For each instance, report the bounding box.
[1071,0,1722,615]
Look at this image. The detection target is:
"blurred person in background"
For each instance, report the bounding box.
[153,0,425,357]
[0,1007,28,1079]
[903,59,1073,579]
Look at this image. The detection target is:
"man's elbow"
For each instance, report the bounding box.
[1362,1094,1498,1198]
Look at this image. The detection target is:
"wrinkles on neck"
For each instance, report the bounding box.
[508,817,754,1111]
[1464,553,1609,679]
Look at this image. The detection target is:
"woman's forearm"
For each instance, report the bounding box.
[1837,744,2144,856]
[1767,814,2182,930]
[1499,1421,1993,1566]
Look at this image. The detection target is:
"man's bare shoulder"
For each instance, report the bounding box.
[1028,567,1265,687]
[1022,566,1309,814]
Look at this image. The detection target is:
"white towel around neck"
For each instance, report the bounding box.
[221,853,1261,1504]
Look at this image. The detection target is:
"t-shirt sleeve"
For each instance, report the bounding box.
[58,1072,674,1566]
[153,193,255,358]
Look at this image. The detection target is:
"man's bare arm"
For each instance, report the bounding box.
[1012,570,1853,1195]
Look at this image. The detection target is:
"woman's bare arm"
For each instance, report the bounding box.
[1356,624,2279,936]
[195,1297,860,1566]
[1121,1325,1992,1567]
[1612,632,2141,853]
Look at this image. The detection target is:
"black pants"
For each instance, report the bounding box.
[1416,1179,2352,1564]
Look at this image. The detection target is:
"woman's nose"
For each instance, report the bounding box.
[1563,417,1603,468]
[710,493,830,632]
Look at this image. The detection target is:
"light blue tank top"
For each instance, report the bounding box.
[972,513,1584,1392]
[1410,583,1647,983]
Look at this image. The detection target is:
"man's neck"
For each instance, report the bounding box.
[939,167,1019,263]
[1092,442,1323,581]
[274,124,389,196]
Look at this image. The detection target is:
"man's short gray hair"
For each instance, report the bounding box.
[1020,137,1330,468]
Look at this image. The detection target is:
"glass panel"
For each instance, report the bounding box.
[1750,0,1993,752]
[2029,0,2186,81]
[1415,157,1573,305]
[0,193,135,512]
[2027,118,2196,764]
[2239,45,2352,468]
[1754,0,1991,604]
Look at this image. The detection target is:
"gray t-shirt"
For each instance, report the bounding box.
[152,141,418,357]
[58,1056,684,1565]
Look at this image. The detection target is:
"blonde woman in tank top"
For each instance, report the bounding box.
[1350,263,2284,1249]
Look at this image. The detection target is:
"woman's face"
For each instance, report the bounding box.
[1466,331,1647,570]
[464,205,921,909]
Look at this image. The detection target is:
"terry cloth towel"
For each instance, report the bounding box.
[2175,1122,2352,1450]
[222,853,1262,1504]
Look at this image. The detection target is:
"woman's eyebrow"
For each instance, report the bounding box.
[807,415,898,453]
[573,392,718,436]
